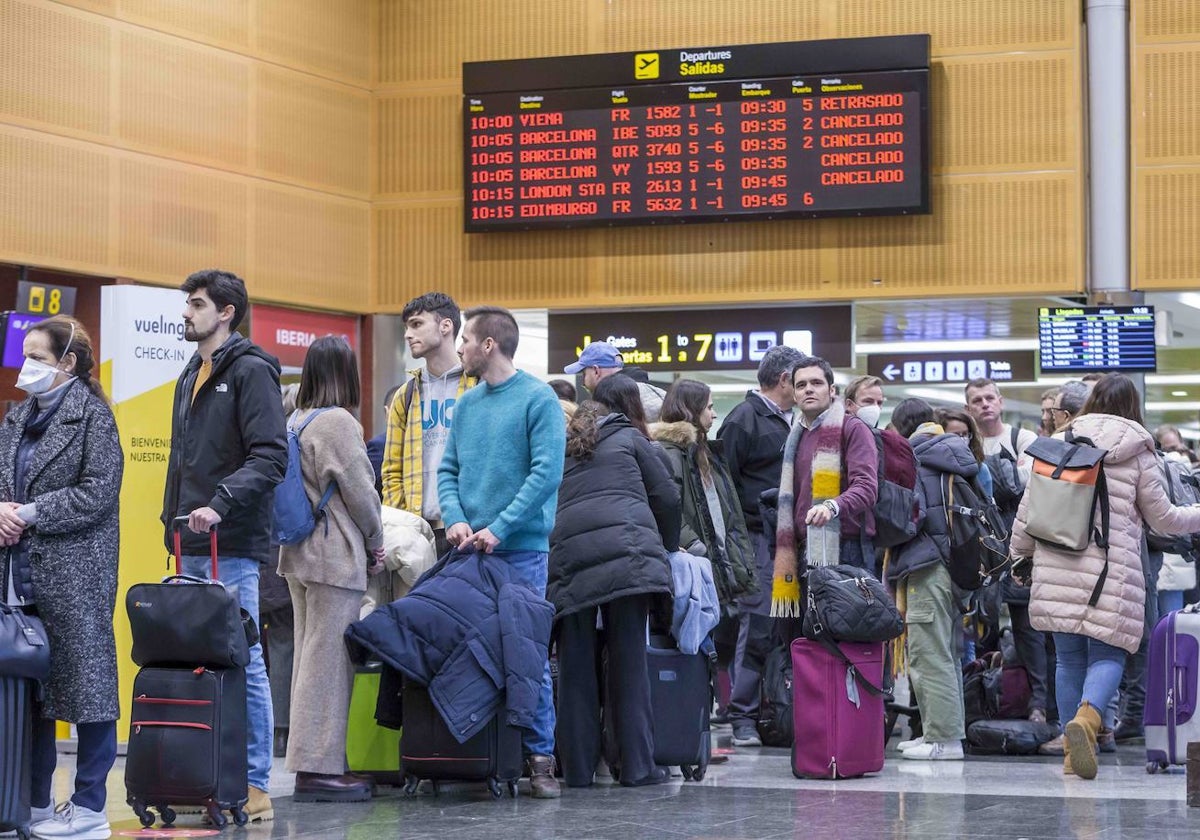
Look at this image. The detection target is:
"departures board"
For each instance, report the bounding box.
[462,35,930,232]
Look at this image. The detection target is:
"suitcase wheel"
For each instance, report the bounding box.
[1146,760,1169,774]
[231,806,249,826]
[487,778,503,799]
[130,800,155,828]
[403,775,420,796]
[430,780,441,797]
[680,765,694,781]
[158,806,176,826]
[690,766,706,782]
[507,781,519,798]
[205,803,227,829]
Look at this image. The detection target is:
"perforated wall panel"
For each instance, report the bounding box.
[1135,46,1200,164]
[253,186,370,307]
[598,0,822,53]
[119,29,250,168]
[257,0,372,85]
[256,66,371,196]
[1136,168,1200,289]
[1135,2,1200,43]
[117,158,249,283]
[375,94,460,195]
[0,0,111,136]
[119,0,251,51]
[0,128,110,268]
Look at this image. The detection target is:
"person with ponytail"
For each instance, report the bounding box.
[0,315,124,839]
[548,374,680,787]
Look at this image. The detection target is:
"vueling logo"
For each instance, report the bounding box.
[133,601,152,608]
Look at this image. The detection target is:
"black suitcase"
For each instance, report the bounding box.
[125,666,249,828]
[0,676,34,840]
[400,681,523,798]
[647,638,711,781]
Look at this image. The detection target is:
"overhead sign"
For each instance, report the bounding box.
[1037,305,1156,374]
[17,280,76,317]
[548,305,853,373]
[867,350,1036,385]
[250,304,360,370]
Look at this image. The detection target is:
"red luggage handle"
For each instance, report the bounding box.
[172,515,219,578]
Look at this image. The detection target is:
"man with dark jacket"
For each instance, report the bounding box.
[717,346,803,747]
[162,269,287,820]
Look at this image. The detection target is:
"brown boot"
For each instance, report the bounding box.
[1063,736,1074,776]
[1063,702,1101,780]
[527,754,562,799]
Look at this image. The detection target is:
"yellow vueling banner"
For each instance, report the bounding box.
[100,286,191,739]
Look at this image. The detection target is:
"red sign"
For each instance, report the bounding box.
[250,304,359,369]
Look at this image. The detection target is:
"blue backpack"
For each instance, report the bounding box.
[273,408,338,545]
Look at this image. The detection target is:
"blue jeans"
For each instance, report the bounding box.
[1053,632,1126,724]
[492,550,555,757]
[181,555,273,791]
[32,719,116,812]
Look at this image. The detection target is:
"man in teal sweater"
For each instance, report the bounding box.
[438,305,566,798]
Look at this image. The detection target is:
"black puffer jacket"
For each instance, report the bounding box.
[651,421,758,613]
[887,425,980,585]
[548,414,680,617]
[162,334,288,562]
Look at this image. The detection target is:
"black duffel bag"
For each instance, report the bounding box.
[756,644,793,747]
[802,564,904,644]
[966,719,1058,755]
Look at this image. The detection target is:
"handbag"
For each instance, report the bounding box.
[802,564,904,644]
[0,603,51,681]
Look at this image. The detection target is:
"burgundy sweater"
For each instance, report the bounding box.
[791,414,880,540]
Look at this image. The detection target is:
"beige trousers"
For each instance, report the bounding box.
[284,576,363,775]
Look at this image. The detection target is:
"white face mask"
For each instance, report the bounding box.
[856,404,882,429]
[16,357,62,395]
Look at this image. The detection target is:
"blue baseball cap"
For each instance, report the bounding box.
[564,341,625,374]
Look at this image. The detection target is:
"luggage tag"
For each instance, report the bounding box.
[845,666,861,709]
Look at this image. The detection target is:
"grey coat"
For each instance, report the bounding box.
[0,380,123,722]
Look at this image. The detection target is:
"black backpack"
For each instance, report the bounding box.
[755,644,794,747]
[1147,453,1200,557]
[871,430,920,549]
[984,426,1025,514]
[942,473,1009,591]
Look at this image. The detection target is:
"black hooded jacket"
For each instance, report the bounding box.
[162,334,288,562]
[547,414,680,618]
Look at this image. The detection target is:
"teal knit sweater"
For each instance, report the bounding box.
[438,370,565,552]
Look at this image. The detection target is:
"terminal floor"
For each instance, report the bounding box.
[55,730,1199,840]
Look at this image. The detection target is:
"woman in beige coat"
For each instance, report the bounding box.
[1010,374,1200,780]
[278,336,384,802]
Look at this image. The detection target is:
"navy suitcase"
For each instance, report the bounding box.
[124,666,249,828]
[0,676,33,840]
[400,681,523,798]
[647,638,711,782]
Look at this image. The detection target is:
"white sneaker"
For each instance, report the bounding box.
[900,740,964,761]
[897,734,925,752]
[31,802,110,840]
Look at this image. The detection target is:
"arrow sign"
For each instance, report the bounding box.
[867,350,1036,385]
[882,363,900,381]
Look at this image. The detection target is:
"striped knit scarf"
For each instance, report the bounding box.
[771,399,845,618]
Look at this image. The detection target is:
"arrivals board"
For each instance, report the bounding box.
[1037,306,1157,374]
[463,35,930,232]
[548,305,853,374]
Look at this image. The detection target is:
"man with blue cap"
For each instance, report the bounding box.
[564,341,664,421]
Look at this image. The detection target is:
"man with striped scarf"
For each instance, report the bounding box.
[771,356,879,619]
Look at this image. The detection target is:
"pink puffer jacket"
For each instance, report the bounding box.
[1010,414,1200,654]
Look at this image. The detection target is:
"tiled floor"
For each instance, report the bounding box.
[44,732,1200,840]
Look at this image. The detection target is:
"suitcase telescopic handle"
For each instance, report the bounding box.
[172,515,219,578]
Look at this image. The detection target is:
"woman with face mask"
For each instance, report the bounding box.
[0,315,124,840]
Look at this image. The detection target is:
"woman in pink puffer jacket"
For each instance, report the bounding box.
[1010,374,1200,780]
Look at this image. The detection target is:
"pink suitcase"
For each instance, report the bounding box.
[791,638,886,779]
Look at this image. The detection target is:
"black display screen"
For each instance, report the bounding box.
[1038,306,1158,374]
[463,36,930,232]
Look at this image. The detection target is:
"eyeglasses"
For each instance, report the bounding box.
[1049,407,1071,417]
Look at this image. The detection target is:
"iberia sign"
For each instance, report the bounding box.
[250,304,359,369]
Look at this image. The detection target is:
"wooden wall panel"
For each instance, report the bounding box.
[117,158,249,284]
[1132,7,1200,290]
[256,66,371,196]
[375,94,459,195]
[257,0,372,85]
[0,127,110,269]
[118,29,251,168]
[377,0,589,85]
[254,186,370,307]
[119,0,251,51]
[0,0,111,136]
[598,0,822,53]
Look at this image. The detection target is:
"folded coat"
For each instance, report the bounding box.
[344,549,553,743]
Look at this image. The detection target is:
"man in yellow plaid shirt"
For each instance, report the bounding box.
[381,292,476,555]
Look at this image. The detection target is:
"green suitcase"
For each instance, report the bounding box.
[346,662,402,785]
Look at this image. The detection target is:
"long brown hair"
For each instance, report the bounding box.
[27,316,108,402]
[593,374,649,438]
[935,407,985,463]
[296,335,360,410]
[1080,373,1143,427]
[566,401,604,461]
[661,378,712,477]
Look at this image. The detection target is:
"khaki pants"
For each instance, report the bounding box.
[285,576,363,775]
[905,563,966,743]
